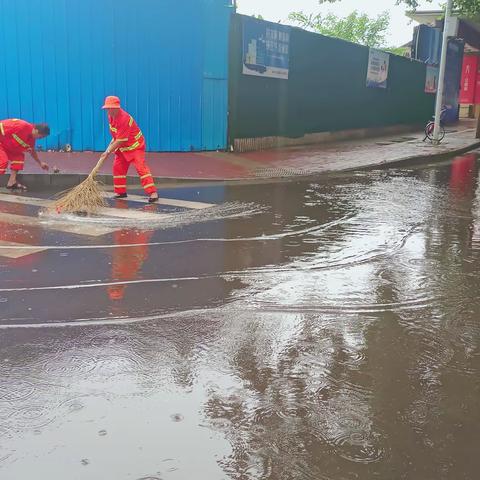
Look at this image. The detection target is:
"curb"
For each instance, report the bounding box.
[17,140,480,188]
[363,140,480,171]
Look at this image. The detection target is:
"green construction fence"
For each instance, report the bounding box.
[228,14,435,145]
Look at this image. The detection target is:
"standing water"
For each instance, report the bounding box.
[0,154,479,479]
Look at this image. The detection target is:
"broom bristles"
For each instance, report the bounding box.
[52,175,107,214]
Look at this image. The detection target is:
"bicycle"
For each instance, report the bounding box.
[423,107,447,143]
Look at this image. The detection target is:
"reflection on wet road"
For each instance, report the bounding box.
[1,154,480,479]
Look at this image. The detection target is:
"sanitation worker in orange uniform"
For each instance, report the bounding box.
[0,119,50,190]
[100,96,159,202]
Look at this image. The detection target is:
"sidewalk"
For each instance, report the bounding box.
[21,125,480,184]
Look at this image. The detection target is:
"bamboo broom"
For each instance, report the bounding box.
[52,155,108,214]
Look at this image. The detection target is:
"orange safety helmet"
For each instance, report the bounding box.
[102,96,121,109]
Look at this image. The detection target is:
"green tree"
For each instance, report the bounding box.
[288,10,391,48]
[384,46,410,56]
[317,0,480,19]
[401,0,480,18]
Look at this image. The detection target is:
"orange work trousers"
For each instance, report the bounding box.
[0,144,25,175]
[113,149,157,195]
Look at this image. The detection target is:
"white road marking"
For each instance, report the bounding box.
[0,212,117,237]
[0,193,213,224]
[103,193,215,209]
[96,207,169,221]
[0,193,46,207]
[0,194,169,222]
[0,275,202,292]
[0,240,47,259]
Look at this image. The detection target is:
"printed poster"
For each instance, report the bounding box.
[459,56,478,103]
[425,65,439,94]
[242,17,290,80]
[366,48,390,89]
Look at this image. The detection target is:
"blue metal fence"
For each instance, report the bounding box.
[0,0,232,152]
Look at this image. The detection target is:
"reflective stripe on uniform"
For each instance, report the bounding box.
[140,174,152,180]
[117,138,128,142]
[12,134,30,149]
[119,141,140,152]
[0,122,4,136]
[128,116,134,127]
[144,183,155,189]
[113,175,127,179]
[109,125,118,133]
[135,131,143,141]
[10,161,24,164]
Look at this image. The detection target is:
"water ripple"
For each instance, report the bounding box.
[332,430,387,464]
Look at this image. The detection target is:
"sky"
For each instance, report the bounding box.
[237,0,443,47]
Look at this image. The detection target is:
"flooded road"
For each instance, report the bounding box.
[1,153,480,479]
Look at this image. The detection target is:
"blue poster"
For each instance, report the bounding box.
[425,65,439,94]
[366,48,390,89]
[242,17,290,80]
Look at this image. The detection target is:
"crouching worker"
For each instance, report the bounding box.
[100,96,158,203]
[0,119,50,190]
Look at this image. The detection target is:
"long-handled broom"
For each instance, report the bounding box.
[52,155,108,214]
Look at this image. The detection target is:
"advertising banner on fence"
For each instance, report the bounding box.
[476,71,480,105]
[366,48,390,89]
[425,65,439,93]
[242,17,290,80]
[459,55,478,104]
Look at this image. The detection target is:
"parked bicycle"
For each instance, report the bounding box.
[424,107,447,143]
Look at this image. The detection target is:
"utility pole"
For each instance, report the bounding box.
[476,108,480,139]
[433,0,453,144]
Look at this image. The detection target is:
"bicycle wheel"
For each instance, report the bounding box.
[425,122,435,141]
[438,126,446,142]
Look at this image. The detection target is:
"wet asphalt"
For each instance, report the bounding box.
[1,153,480,479]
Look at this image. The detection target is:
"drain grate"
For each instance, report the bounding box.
[254,167,313,178]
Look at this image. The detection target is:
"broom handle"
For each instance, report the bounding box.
[88,154,108,179]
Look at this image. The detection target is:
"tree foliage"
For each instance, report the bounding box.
[398,0,479,18]
[318,0,480,19]
[384,46,410,56]
[288,10,391,48]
